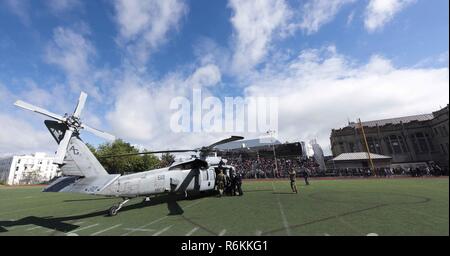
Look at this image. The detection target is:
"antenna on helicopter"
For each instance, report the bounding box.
[14,91,115,165]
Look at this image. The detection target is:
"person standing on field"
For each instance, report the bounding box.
[216,169,226,197]
[288,169,298,194]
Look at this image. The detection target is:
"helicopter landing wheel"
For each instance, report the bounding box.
[109,205,119,216]
[108,198,130,216]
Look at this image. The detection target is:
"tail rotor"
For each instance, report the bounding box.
[14,91,115,165]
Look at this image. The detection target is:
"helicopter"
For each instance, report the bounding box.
[14,91,244,216]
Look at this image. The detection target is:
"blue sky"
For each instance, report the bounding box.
[0,0,448,155]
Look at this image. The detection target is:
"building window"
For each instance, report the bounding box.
[384,137,393,155]
[425,133,435,152]
[441,126,449,136]
[434,127,440,136]
[440,144,447,155]
[386,135,404,154]
[417,132,429,153]
[366,137,382,154]
[339,142,345,153]
[349,142,355,152]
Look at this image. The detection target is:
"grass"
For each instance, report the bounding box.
[0,177,448,236]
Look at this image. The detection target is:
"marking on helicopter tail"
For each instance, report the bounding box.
[90,224,122,236]
[185,227,199,236]
[219,229,227,236]
[69,146,79,155]
[152,225,172,236]
[255,230,262,236]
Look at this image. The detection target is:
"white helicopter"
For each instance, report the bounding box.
[14,92,244,216]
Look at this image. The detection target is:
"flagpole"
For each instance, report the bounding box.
[358,118,375,173]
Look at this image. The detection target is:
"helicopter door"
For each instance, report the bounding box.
[199,169,212,191]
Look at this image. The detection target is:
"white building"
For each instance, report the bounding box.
[310,139,327,171]
[0,152,59,185]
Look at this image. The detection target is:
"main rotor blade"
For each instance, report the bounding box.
[54,129,73,164]
[99,149,195,159]
[81,124,116,141]
[205,136,244,149]
[14,100,65,121]
[73,91,87,118]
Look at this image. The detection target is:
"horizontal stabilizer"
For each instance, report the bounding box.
[43,176,81,192]
[44,175,120,195]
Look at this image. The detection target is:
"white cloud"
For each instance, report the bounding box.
[0,84,57,155]
[45,0,82,15]
[0,113,55,155]
[187,64,221,88]
[228,0,290,74]
[44,25,110,100]
[3,0,31,26]
[45,26,94,78]
[106,64,222,144]
[364,0,415,32]
[347,10,355,26]
[113,0,188,66]
[244,46,449,154]
[296,0,355,34]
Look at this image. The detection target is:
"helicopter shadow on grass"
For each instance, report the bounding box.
[0,192,213,234]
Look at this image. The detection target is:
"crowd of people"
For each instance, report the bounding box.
[225,156,448,179]
[227,156,318,179]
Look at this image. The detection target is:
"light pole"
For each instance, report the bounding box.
[267,130,278,178]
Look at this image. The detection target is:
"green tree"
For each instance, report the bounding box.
[160,153,175,167]
[91,139,161,175]
[85,143,97,156]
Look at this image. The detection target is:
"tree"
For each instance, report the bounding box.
[90,139,161,175]
[160,153,175,167]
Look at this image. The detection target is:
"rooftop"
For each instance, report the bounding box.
[215,137,281,150]
[347,114,434,128]
[332,152,392,161]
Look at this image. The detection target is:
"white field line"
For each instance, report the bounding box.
[271,181,291,236]
[67,223,99,234]
[121,216,168,236]
[218,229,227,236]
[123,228,155,232]
[121,199,205,236]
[185,227,199,236]
[90,224,122,236]
[152,225,172,236]
[27,226,42,231]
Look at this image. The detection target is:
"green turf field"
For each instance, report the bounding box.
[0,177,448,236]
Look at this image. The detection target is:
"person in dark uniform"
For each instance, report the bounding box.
[224,170,232,196]
[235,171,243,196]
[216,169,226,197]
[288,169,298,194]
[230,169,237,196]
[303,168,310,185]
